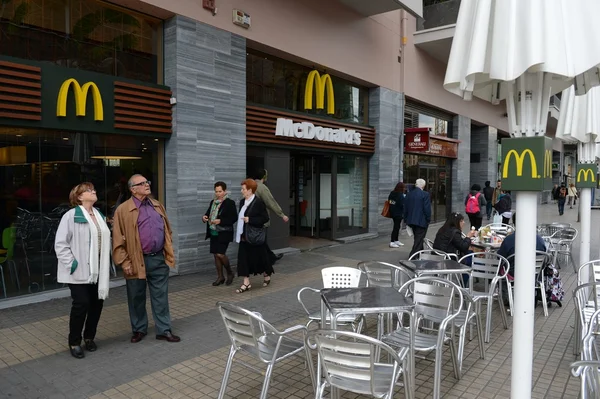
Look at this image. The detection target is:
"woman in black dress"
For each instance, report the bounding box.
[203,181,237,286]
[235,179,272,293]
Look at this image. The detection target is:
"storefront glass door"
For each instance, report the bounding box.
[404,155,450,223]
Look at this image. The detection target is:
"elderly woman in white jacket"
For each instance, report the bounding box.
[54,182,111,359]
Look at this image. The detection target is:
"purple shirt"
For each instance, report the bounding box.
[133,197,165,254]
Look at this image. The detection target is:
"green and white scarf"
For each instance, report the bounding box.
[209,194,228,231]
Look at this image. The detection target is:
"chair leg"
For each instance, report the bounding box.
[449,333,462,379]
[507,281,514,317]
[474,312,486,360]
[485,299,493,343]
[539,283,548,317]
[573,318,581,356]
[259,363,275,399]
[218,346,237,399]
[497,291,508,329]
[432,348,443,399]
[456,325,466,377]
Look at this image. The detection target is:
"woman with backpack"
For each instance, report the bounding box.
[464,184,487,230]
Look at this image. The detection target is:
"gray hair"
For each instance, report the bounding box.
[128,174,144,188]
[415,178,426,189]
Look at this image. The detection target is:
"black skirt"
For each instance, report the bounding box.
[209,236,230,255]
[237,241,274,277]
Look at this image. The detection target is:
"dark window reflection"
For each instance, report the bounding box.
[0,0,160,83]
[0,128,161,298]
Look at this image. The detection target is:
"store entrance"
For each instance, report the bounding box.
[289,154,332,240]
[404,155,450,223]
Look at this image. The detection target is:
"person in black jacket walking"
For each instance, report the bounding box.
[403,179,431,257]
[388,182,406,248]
[483,181,494,220]
[203,181,238,286]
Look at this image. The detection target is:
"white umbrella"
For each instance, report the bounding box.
[556,85,600,272]
[444,1,600,397]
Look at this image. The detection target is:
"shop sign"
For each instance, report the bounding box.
[404,134,458,159]
[404,128,430,152]
[0,55,172,136]
[275,117,361,146]
[576,163,598,188]
[501,136,553,191]
[304,70,335,115]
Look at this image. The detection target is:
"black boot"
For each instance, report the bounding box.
[224,262,234,286]
[212,259,225,286]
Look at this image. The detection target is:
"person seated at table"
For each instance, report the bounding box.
[433,212,477,285]
[497,232,547,305]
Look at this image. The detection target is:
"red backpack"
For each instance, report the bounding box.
[465,193,481,214]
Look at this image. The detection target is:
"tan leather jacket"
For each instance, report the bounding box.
[112,197,175,279]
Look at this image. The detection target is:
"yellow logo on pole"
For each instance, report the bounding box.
[502,149,538,179]
[544,150,552,178]
[56,78,104,121]
[304,70,334,115]
[577,168,596,182]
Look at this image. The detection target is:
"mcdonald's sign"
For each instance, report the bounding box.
[576,163,598,188]
[501,136,553,191]
[56,78,103,121]
[304,70,335,115]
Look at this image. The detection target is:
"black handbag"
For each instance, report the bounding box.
[244,198,267,245]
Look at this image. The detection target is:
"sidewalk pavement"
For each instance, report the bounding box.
[0,203,592,398]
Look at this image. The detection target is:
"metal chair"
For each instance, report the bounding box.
[423,239,460,260]
[451,282,485,377]
[308,329,409,399]
[216,301,311,399]
[358,261,414,289]
[409,249,453,261]
[382,276,464,399]
[297,266,365,331]
[551,228,578,272]
[581,309,600,362]
[458,252,510,342]
[571,361,600,399]
[505,251,552,317]
[573,283,600,356]
[578,259,600,285]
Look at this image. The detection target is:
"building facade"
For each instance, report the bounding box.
[0,0,525,300]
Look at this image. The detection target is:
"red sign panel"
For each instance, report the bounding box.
[404,128,430,152]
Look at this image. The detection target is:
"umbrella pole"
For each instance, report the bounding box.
[511,191,537,398]
[579,188,591,277]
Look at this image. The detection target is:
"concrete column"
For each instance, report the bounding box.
[451,115,471,214]
[164,16,246,274]
[470,125,498,186]
[368,88,403,234]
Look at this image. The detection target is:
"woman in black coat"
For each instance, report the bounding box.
[433,212,477,259]
[235,179,272,293]
[203,181,238,286]
[388,182,406,248]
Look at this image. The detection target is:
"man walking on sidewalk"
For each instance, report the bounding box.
[112,174,180,344]
[483,181,494,220]
[404,178,431,257]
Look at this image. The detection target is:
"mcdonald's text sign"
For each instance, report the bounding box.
[501,136,553,191]
[576,163,598,188]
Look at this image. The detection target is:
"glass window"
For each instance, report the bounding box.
[335,155,368,236]
[0,127,162,298]
[404,110,451,136]
[247,50,369,125]
[0,0,161,83]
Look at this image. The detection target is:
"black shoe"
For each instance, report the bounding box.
[212,278,225,286]
[131,332,146,343]
[69,345,85,359]
[275,253,284,261]
[84,339,97,352]
[156,331,181,343]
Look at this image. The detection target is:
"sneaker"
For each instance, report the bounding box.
[395,241,404,246]
[389,242,400,248]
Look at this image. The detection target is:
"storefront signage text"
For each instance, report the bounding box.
[275,117,361,146]
[304,70,335,115]
[404,128,430,152]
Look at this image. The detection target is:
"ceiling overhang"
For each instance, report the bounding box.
[413,24,456,64]
[339,0,422,18]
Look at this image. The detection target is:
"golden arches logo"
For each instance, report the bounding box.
[304,70,334,115]
[544,150,552,178]
[56,78,104,121]
[577,168,596,183]
[502,149,538,179]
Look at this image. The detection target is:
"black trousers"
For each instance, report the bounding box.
[68,283,104,346]
[391,216,403,242]
[409,225,428,258]
[467,214,483,230]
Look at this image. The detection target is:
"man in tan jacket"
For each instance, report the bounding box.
[112,174,180,343]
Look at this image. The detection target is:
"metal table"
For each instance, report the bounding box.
[400,259,471,275]
[470,240,502,251]
[320,287,415,399]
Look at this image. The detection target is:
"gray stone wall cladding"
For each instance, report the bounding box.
[164,16,247,274]
[368,88,403,235]
[451,115,471,214]
[469,126,498,189]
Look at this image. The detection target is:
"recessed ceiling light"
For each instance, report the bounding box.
[154,139,159,142]
[16,134,22,137]
[63,137,69,140]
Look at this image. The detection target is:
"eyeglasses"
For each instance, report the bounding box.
[131,180,151,187]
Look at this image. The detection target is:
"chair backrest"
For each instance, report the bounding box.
[578,259,600,285]
[459,252,509,294]
[574,283,600,328]
[424,238,435,250]
[399,276,463,326]
[555,227,578,242]
[322,267,363,288]
[217,301,280,363]
[1,227,16,259]
[310,329,404,397]
[571,360,600,399]
[582,309,600,361]
[408,249,448,261]
[357,261,413,289]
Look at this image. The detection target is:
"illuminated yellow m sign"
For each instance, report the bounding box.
[304,70,334,115]
[502,149,538,179]
[578,168,596,182]
[56,78,104,121]
[544,150,552,178]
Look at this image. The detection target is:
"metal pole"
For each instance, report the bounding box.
[511,191,537,399]
[580,188,591,277]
